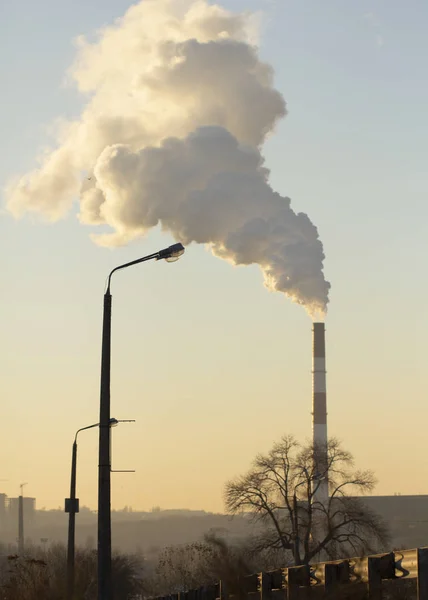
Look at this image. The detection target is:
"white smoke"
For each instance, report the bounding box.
[4,0,330,314]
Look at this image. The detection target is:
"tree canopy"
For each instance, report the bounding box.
[225,435,390,565]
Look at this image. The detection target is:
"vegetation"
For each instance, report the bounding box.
[225,435,390,566]
[145,532,284,594]
[0,544,145,600]
[0,436,391,597]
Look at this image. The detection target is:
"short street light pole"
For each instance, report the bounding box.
[66,418,119,600]
[97,242,185,600]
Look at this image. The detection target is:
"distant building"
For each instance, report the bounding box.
[357,495,428,549]
[361,495,428,521]
[0,494,7,530]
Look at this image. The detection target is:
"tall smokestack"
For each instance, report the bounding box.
[312,322,328,500]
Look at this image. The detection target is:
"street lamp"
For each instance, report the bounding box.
[97,242,185,600]
[66,418,120,600]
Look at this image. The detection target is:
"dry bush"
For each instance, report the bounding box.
[146,531,285,595]
[0,543,145,600]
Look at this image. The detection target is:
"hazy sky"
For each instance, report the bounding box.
[1,0,428,513]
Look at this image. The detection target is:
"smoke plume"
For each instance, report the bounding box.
[5,0,330,314]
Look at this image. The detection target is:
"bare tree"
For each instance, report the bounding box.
[225,436,390,566]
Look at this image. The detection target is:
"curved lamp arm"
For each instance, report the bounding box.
[105,243,185,293]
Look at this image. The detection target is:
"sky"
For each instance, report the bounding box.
[1,0,428,513]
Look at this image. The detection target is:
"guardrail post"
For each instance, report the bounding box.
[367,557,383,600]
[418,548,428,600]
[258,572,272,600]
[285,565,311,600]
[324,561,350,593]
[219,580,228,600]
[367,553,395,600]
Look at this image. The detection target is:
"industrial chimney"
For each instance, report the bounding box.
[312,322,328,501]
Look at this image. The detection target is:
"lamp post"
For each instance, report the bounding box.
[66,418,120,600]
[97,242,185,600]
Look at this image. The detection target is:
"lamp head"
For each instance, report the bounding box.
[157,243,185,262]
[109,418,119,427]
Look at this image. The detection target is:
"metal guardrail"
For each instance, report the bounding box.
[152,547,428,600]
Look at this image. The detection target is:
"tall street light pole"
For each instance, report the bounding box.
[97,242,185,600]
[66,418,122,600]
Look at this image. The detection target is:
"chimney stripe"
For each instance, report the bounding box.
[313,357,326,372]
[313,392,327,423]
[313,374,326,394]
[313,322,325,357]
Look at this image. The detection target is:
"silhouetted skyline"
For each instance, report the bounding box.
[1,0,428,512]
